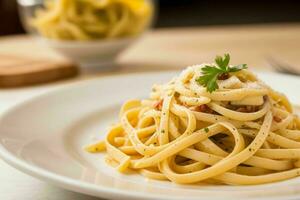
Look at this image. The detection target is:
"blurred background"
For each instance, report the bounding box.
[1,0,300,36]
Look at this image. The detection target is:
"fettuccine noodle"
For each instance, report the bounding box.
[86,64,300,185]
[32,0,153,40]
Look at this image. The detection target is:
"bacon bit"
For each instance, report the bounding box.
[194,104,213,113]
[236,106,259,113]
[246,106,253,112]
[247,106,260,112]
[236,106,247,112]
[153,99,163,110]
[273,116,282,123]
[218,72,229,80]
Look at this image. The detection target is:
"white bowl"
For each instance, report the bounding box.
[17,0,155,70]
[40,37,138,70]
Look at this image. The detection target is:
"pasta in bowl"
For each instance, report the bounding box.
[31,0,154,40]
[86,54,300,185]
[18,0,154,68]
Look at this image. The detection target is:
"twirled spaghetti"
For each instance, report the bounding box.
[86,64,300,185]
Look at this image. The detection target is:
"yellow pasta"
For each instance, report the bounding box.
[32,0,153,40]
[86,63,300,185]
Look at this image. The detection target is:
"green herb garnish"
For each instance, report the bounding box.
[196,54,247,93]
[204,127,209,133]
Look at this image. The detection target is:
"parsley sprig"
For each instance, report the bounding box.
[196,54,247,93]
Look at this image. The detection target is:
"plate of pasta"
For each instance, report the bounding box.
[0,54,300,200]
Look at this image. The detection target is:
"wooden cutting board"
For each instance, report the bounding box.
[0,54,78,87]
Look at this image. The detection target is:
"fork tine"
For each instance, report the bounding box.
[267,57,287,72]
[282,63,300,75]
[267,56,300,76]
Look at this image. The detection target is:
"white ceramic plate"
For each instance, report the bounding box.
[0,71,300,200]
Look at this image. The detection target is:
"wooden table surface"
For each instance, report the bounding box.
[0,23,300,200]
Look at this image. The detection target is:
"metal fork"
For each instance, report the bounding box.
[267,56,300,76]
